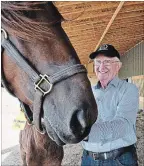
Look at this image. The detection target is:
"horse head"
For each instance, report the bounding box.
[1,2,97,145]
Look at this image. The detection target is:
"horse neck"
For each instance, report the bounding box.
[20,123,63,165]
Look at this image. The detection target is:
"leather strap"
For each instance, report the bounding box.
[20,101,33,124]
[1,29,87,134]
[1,45,16,97]
[33,90,45,134]
[1,38,40,83]
[2,34,87,87]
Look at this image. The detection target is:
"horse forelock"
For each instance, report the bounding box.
[1,1,64,41]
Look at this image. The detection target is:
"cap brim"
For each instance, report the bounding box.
[89,50,109,59]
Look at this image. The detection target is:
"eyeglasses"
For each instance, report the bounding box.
[94,60,120,67]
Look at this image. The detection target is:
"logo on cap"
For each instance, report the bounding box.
[98,44,108,51]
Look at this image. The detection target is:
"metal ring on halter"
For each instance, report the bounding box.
[1,28,8,39]
[26,121,33,126]
[34,125,46,135]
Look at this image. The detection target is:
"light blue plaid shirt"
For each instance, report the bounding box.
[81,77,139,152]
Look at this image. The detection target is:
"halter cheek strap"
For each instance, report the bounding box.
[1,29,87,134]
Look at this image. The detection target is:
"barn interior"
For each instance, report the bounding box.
[55,1,144,110]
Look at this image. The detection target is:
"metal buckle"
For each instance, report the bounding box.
[92,153,98,160]
[92,152,107,160]
[34,74,53,96]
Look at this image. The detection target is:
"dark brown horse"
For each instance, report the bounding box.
[1,2,97,166]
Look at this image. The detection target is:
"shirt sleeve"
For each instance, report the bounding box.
[88,84,139,144]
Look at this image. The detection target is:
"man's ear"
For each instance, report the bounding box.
[119,62,122,69]
[116,62,122,73]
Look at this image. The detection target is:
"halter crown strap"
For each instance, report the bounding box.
[1,29,87,95]
[1,33,41,82]
[1,29,87,134]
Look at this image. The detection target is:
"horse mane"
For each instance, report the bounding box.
[1,1,64,41]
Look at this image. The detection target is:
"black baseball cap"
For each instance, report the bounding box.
[89,44,120,60]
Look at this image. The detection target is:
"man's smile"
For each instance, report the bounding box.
[98,71,108,74]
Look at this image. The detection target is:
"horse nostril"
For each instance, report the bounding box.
[70,109,90,136]
[77,110,87,128]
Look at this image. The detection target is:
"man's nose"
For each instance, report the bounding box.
[99,62,105,70]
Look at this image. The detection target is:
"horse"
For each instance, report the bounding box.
[1,2,97,166]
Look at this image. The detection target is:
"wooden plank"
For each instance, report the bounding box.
[60,4,144,21]
[69,33,143,45]
[56,1,143,14]
[132,75,144,80]
[56,2,118,13]
[62,11,144,28]
[63,17,143,32]
[64,22,143,38]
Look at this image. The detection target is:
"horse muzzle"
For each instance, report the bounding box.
[43,103,97,146]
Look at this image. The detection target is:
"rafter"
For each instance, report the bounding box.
[94,1,125,51]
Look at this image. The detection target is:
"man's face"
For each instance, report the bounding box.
[94,54,122,83]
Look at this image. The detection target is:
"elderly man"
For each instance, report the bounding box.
[81,44,139,166]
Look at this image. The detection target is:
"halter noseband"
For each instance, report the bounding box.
[1,29,87,134]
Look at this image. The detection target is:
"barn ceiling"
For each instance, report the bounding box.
[55,1,144,65]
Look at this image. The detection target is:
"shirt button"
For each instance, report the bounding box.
[97,98,100,102]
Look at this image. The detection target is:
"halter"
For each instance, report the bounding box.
[1,29,87,134]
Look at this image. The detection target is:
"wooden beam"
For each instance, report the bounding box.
[132,75,144,79]
[94,1,125,51]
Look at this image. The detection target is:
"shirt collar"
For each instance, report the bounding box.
[109,76,120,87]
[94,76,120,89]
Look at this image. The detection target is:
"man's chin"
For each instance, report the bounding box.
[98,78,110,88]
[98,74,108,79]
[99,77,109,82]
